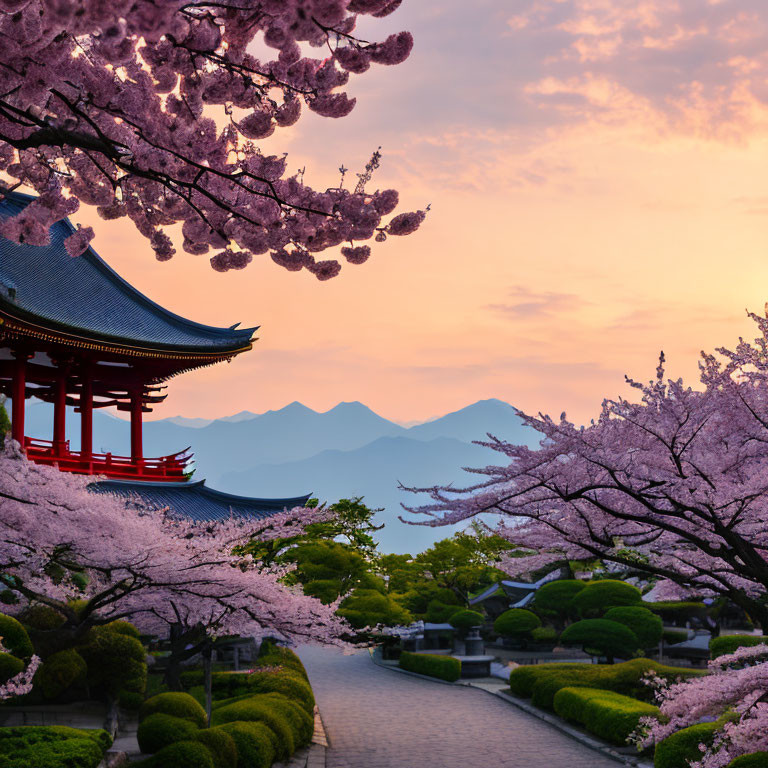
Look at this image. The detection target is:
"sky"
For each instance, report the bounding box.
[74,0,768,425]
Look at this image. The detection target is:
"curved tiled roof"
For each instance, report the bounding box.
[0,191,257,354]
[89,479,312,523]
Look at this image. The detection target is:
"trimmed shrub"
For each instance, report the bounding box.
[448,610,485,632]
[531,626,558,644]
[424,600,463,624]
[728,754,768,768]
[211,696,295,760]
[0,652,23,685]
[103,620,141,639]
[195,728,238,768]
[18,605,66,632]
[569,580,642,618]
[554,686,660,745]
[79,628,146,697]
[143,740,214,768]
[137,713,199,754]
[139,692,208,729]
[494,609,541,638]
[662,629,688,645]
[215,721,275,768]
[561,618,640,661]
[399,652,461,682]
[0,726,110,768]
[247,670,315,713]
[710,635,768,659]
[646,601,708,623]
[0,614,33,658]
[257,642,308,680]
[533,580,587,621]
[36,648,87,700]
[509,658,703,710]
[654,722,720,768]
[604,606,663,649]
[337,588,412,629]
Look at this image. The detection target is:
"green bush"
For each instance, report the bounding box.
[0,726,110,768]
[646,601,708,622]
[399,652,461,682]
[533,580,587,621]
[18,605,66,632]
[212,696,295,760]
[604,606,663,649]
[0,652,23,685]
[424,600,463,624]
[560,618,640,661]
[139,692,208,729]
[448,610,485,632]
[79,627,146,697]
[247,670,315,713]
[509,658,703,710]
[569,580,642,618]
[0,614,34,658]
[662,629,689,645]
[103,620,141,639]
[710,635,768,659]
[257,641,308,680]
[137,713,199,754]
[728,754,768,768]
[531,626,558,644]
[137,740,215,768]
[214,721,275,768]
[337,588,412,629]
[36,649,87,700]
[195,728,238,768]
[494,609,541,638]
[554,686,660,745]
[654,722,720,768]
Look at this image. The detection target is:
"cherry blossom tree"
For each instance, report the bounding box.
[403,311,768,632]
[635,644,768,768]
[0,646,40,701]
[0,440,350,677]
[0,0,423,278]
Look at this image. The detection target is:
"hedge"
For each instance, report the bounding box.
[493,609,541,638]
[553,686,660,745]
[0,652,23,685]
[79,627,146,699]
[560,618,640,661]
[509,658,703,710]
[134,740,215,768]
[728,754,768,768]
[569,580,642,618]
[36,649,87,700]
[214,721,276,768]
[0,614,34,658]
[448,610,485,632]
[533,580,586,620]
[257,641,308,681]
[139,692,208,729]
[137,713,199,754]
[212,695,296,760]
[195,728,238,768]
[399,652,461,682]
[0,726,111,768]
[654,722,720,768]
[603,606,663,649]
[246,670,315,713]
[710,635,768,659]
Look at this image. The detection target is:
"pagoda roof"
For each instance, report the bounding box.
[0,191,257,356]
[89,478,312,523]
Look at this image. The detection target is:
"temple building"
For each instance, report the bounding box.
[0,190,308,519]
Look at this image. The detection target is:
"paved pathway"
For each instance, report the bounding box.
[298,646,621,768]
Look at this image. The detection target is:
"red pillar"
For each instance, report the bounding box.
[130,388,143,464]
[53,371,68,454]
[80,366,93,459]
[11,352,27,448]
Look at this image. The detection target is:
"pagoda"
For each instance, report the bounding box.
[0,191,306,518]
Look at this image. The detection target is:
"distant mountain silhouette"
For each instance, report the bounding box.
[13,397,538,552]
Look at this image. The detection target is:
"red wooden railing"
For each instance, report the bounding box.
[24,437,192,482]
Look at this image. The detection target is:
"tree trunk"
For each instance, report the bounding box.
[203,644,213,727]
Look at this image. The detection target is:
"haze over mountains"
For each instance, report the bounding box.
[19,398,538,552]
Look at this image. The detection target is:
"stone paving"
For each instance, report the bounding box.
[298,646,622,768]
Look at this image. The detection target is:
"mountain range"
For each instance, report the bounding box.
[17,397,538,553]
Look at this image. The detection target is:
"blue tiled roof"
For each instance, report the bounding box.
[89,479,312,523]
[0,191,257,353]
